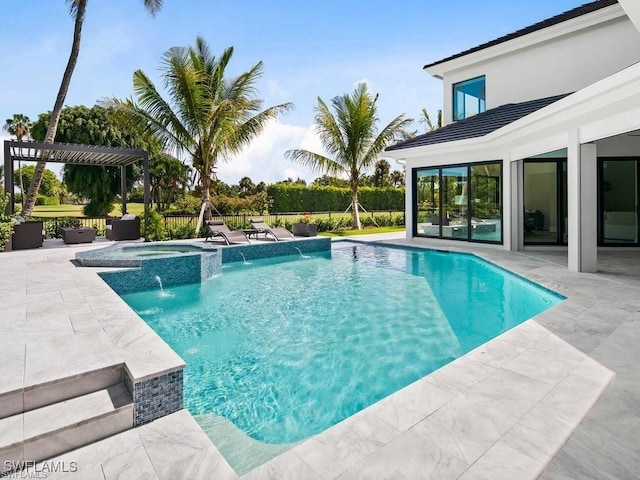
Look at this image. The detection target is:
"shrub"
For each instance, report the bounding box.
[146,210,167,241]
[167,224,196,240]
[0,194,13,251]
[35,195,60,206]
[266,184,404,213]
[43,217,81,239]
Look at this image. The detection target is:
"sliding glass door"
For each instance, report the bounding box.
[413,161,502,243]
[523,160,567,245]
[600,159,639,245]
[415,169,440,237]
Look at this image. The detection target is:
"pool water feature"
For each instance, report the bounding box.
[121,244,562,463]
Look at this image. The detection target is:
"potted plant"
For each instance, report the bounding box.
[293,214,318,237]
[0,194,15,252]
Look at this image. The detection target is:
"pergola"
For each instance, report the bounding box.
[3,140,149,228]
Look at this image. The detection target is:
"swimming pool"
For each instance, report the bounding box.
[122,242,562,450]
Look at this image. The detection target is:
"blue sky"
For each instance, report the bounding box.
[0,0,582,184]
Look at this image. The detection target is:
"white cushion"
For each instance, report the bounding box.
[121,214,136,220]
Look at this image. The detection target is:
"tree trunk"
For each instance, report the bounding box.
[18,160,24,209]
[201,173,212,220]
[21,0,87,217]
[351,187,361,230]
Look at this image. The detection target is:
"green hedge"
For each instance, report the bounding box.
[266,185,404,213]
[35,195,60,206]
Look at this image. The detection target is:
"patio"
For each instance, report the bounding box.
[0,234,638,479]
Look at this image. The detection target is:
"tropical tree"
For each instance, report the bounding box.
[419,107,442,132]
[286,83,411,229]
[15,165,61,198]
[390,169,405,188]
[149,154,191,211]
[3,114,32,208]
[238,176,256,197]
[107,37,292,218]
[373,159,391,187]
[22,0,163,217]
[31,105,146,215]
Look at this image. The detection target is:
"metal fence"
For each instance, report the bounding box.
[34,210,405,239]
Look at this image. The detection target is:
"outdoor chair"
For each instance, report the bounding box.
[206,220,250,245]
[106,216,140,241]
[249,218,294,241]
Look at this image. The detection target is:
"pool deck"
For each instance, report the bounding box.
[1,234,638,479]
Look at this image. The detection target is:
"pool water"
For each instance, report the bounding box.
[122,243,562,445]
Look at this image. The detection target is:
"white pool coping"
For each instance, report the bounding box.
[2,233,631,479]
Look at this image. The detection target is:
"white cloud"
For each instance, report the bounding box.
[216,119,324,185]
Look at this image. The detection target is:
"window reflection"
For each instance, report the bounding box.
[414,162,502,243]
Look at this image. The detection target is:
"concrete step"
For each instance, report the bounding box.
[0,363,124,419]
[0,383,133,474]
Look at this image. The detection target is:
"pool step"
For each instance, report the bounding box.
[0,363,124,419]
[0,383,133,474]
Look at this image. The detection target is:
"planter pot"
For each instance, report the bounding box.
[293,223,317,237]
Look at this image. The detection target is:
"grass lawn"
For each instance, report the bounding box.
[319,226,405,237]
[31,203,145,217]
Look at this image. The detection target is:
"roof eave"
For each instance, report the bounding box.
[424,3,624,78]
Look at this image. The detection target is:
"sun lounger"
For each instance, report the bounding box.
[206,220,250,245]
[249,218,294,241]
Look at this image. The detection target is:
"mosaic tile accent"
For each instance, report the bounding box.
[220,237,331,263]
[99,250,222,295]
[124,368,184,426]
[96,238,330,295]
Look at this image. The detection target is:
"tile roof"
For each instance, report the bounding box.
[386,93,570,151]
[424,0,618,69]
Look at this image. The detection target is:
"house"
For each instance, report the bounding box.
[385,0,640,272]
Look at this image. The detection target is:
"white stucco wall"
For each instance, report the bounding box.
[439,14,640,125]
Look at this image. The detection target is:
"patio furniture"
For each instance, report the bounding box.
[11,221,44,250]
[106,217,140,241]
[250,218,294,241]
[61,227,96,244]
[206,220,250,245]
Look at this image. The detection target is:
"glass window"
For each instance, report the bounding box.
[414,162,502,244]
[442,166,469,239]
[453,76,486,121]
[415,169,440,237]
[470,163,502,242]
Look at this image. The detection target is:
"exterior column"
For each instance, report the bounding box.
[502,155,512,251]
[567,131,598,272]
[405,166,413,240]
[143,153,150,241]
[509,159,523,251]
[580,144,598,272]
[121,165,127,215]
[567,130,580,272]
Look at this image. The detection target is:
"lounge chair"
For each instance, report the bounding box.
[249,218,294,241]
[206,220,250,245]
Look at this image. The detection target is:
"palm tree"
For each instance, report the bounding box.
[3,114,32,208]
[22,0,163,217]
[286,83,411,229]
[419,107,442,132]
[108,37,292,216]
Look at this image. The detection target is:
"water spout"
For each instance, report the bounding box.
[239,252,250,265]
[155,275,173,297]
[294,246,311,259]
